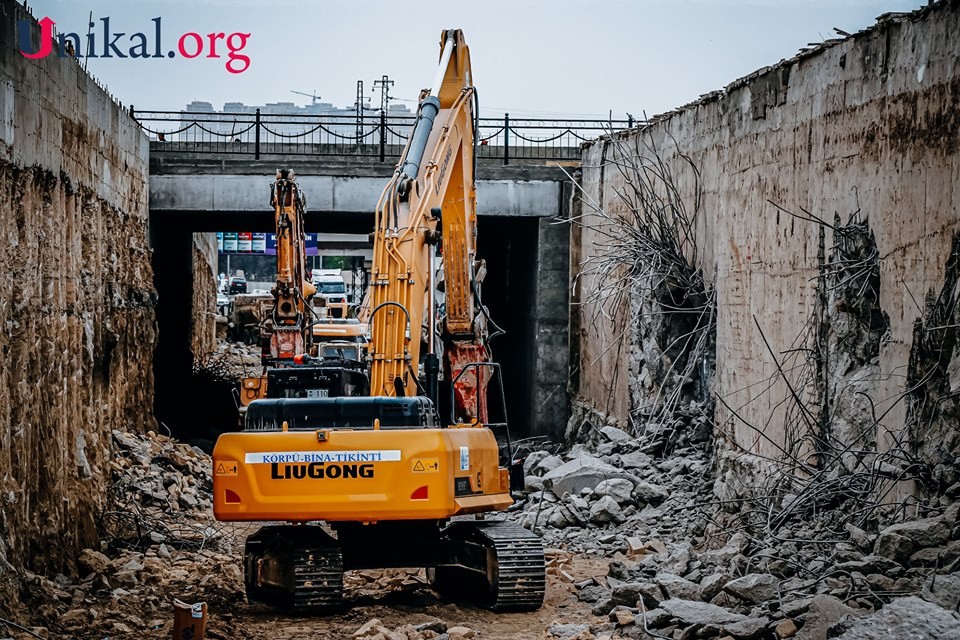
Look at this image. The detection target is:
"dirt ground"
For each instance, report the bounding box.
[225,551,608,640]
[5,519,605,640]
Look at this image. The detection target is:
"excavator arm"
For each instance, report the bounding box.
[237,170,321,408]
[368,29,490,420]
[268,169,317,361]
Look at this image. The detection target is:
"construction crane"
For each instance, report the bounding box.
[213,29,545,613]
[291,89,321,105]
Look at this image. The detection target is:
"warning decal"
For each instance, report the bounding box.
[215,461,239,477]
[411,457,440,473]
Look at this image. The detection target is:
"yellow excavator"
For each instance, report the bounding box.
[212,29,545,612]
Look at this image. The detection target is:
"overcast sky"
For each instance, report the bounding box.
[28,0,926,118]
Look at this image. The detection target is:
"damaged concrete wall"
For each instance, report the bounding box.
[575,2,960,500]
[191,232,218,358]
[569,165,632,425]
[0,0,154,604]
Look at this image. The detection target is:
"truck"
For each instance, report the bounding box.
[311,268,349,318]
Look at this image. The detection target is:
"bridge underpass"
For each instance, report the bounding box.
[148,154,573,441]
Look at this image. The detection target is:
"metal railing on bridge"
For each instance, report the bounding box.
[131,108,635,165]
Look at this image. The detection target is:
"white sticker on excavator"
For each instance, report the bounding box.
[245,450,401,464]
[459,446,470,471]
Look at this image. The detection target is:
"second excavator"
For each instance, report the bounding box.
[236,170,368,410]
[212,29,545,613]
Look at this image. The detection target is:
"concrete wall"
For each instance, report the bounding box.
[191,232,218,357]
[575,2,960,492]
[0,0,153,605]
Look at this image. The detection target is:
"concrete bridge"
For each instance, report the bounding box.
[149,155,571,222]
[148,149,578,438]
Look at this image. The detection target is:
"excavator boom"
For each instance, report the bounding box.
[369,29,490,421]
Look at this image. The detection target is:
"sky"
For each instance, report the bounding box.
[24,0,927,119]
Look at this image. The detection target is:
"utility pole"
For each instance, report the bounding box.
[372,75,394,113]
[355,80,365,143]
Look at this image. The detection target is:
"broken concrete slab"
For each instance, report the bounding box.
[833,555,902,575]
[700,572,733,601]
[658,598,748,626]
[722,616,769,639]
[593,478,635,504]
[880,518,951,548]
[795,595,866,640]
[639,607,671,628]
[535,454,565,475]
[723,573,778,603]
[620,450,653,470]
[656,573,703,601]
[873,532,914,563]
[633,480,669,505]
[700,533,749,566]
[546,622,590,639]
[600,425,633,443]
[542,456,638,496]
[612,580,663,608]
[657,542,693,575]
[590,496,625,524]
[832,596,960,639]
[920,572,960,611]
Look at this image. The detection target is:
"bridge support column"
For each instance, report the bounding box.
[531,216,570,439]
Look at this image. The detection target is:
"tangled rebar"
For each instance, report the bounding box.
[570,126,716,443]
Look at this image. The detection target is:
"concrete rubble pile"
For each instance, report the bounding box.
[213,339,262,379]
[510,405,713,552]
[512,411,960,640]
[345,568,430,599]
[6,430,245,640]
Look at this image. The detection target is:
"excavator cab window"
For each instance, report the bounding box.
[317,282,346,294]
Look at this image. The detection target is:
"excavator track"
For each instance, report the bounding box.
[244,525,344,613]
[290,543,345,612]
[432,520,546,612]
[479,521,546,611]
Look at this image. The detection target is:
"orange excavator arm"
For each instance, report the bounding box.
[268,170,317,361]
